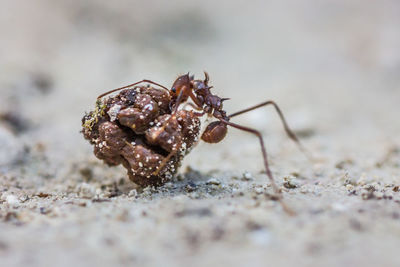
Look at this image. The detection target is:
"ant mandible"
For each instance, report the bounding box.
[98,72,307,214]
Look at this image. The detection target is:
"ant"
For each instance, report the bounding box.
[98,72,307,214]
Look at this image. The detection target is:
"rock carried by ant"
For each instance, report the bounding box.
[82,86,201,186]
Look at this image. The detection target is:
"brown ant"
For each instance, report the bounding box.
[98,72,307,214]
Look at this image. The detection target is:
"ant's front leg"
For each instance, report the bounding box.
[228,100,311,160]
[182,102,203,111]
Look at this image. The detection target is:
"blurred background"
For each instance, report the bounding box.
[1,0,399,170]
[1,1,400,266]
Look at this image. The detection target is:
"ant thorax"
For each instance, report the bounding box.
[190,79,228,119]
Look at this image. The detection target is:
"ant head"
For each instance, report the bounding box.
[192,71,211,92]
[171,73,192,98]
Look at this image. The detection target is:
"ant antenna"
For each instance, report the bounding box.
[97,79,170,99]
[204,71,209,84]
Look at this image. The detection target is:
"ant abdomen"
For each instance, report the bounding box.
[201,121,228,143]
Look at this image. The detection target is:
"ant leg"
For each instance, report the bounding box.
[228,101,312,160]
[152,140,182,176]
[183,102,203,111]
[153,90,204,175]
[171,86,194,113]
[153,110,206,176]
[171,87,203,113]
[193,111,206,117]
[156,88,189,141]
[219,118,295,215]
[162,86,202,138]
[152,108,205,176]
[97,80,169,99]
[150,88,193,158]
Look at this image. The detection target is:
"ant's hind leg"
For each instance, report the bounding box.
[219,119,295,215]
[97,79,169,99]
[228,100,312,160]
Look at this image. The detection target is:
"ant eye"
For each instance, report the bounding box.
[171,87,176,93]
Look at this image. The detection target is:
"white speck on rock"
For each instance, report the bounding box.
[77,183,96,199]
[128,189,137,197]
[107,104,122,122]
[283,176,300,189]
[144,103,153,111]
[6,194,20,207]
[207,178,221,185]
[254,186,264,194]
[346,184,354,191]
[242,172,253,181]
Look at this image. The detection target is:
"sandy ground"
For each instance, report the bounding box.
[1,1,400,266]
